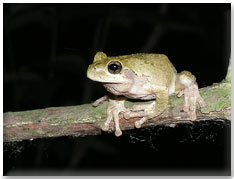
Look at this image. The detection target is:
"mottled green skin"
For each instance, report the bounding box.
[112,53,177,87]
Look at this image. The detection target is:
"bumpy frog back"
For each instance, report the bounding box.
[116,53,177,88]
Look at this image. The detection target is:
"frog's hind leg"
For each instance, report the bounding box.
[176,71,206,121]
[124,90,169,128]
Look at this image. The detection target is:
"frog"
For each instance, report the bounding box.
[87,52,206,137]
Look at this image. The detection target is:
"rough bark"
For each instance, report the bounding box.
[4,63,231,142]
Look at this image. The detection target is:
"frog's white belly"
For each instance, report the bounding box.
[104,81,172,100]
[104,82,156,100]
[125,82,156,100]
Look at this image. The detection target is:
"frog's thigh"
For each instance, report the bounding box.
[132,103,154,111]
[125,102,154,119]
[155,90,168,113]
[134,90,168,128]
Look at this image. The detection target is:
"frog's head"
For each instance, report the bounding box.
[87,52,132,84]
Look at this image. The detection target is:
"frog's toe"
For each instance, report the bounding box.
[123,111,131,119]
[115,129,122,137]
[135,117,147,128]
[101,123,109,131]
[135,121,142,128]
[190,111,197,121]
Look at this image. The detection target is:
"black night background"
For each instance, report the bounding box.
[3,3,231,176]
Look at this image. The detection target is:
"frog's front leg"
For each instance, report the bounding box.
[92,95,109,107]
[101,97,127,136]
[124,88,168,128]
[176,71,206,120]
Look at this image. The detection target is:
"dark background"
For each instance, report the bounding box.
[3,3,231,175]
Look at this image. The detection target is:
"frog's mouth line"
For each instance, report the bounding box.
[103,82,130,84]
[87,76,128,84]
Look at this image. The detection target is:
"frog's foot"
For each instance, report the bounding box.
[115,129,122,137]
[135,117,148,128]
[93,95,109,107]
[183,82,206,121]
[101,98,126,136]
[124,107,156,128]
[177,71,206,121]
[124,101,154,118]
[101,122,110,131]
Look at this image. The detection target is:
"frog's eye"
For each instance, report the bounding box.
[108,61,122,74]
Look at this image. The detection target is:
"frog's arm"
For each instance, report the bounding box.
[92,95,109,107]
[101,98,127,136]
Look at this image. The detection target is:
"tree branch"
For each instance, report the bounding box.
[4,63,231,142]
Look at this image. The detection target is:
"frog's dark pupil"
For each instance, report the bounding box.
[110,64,118,71]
